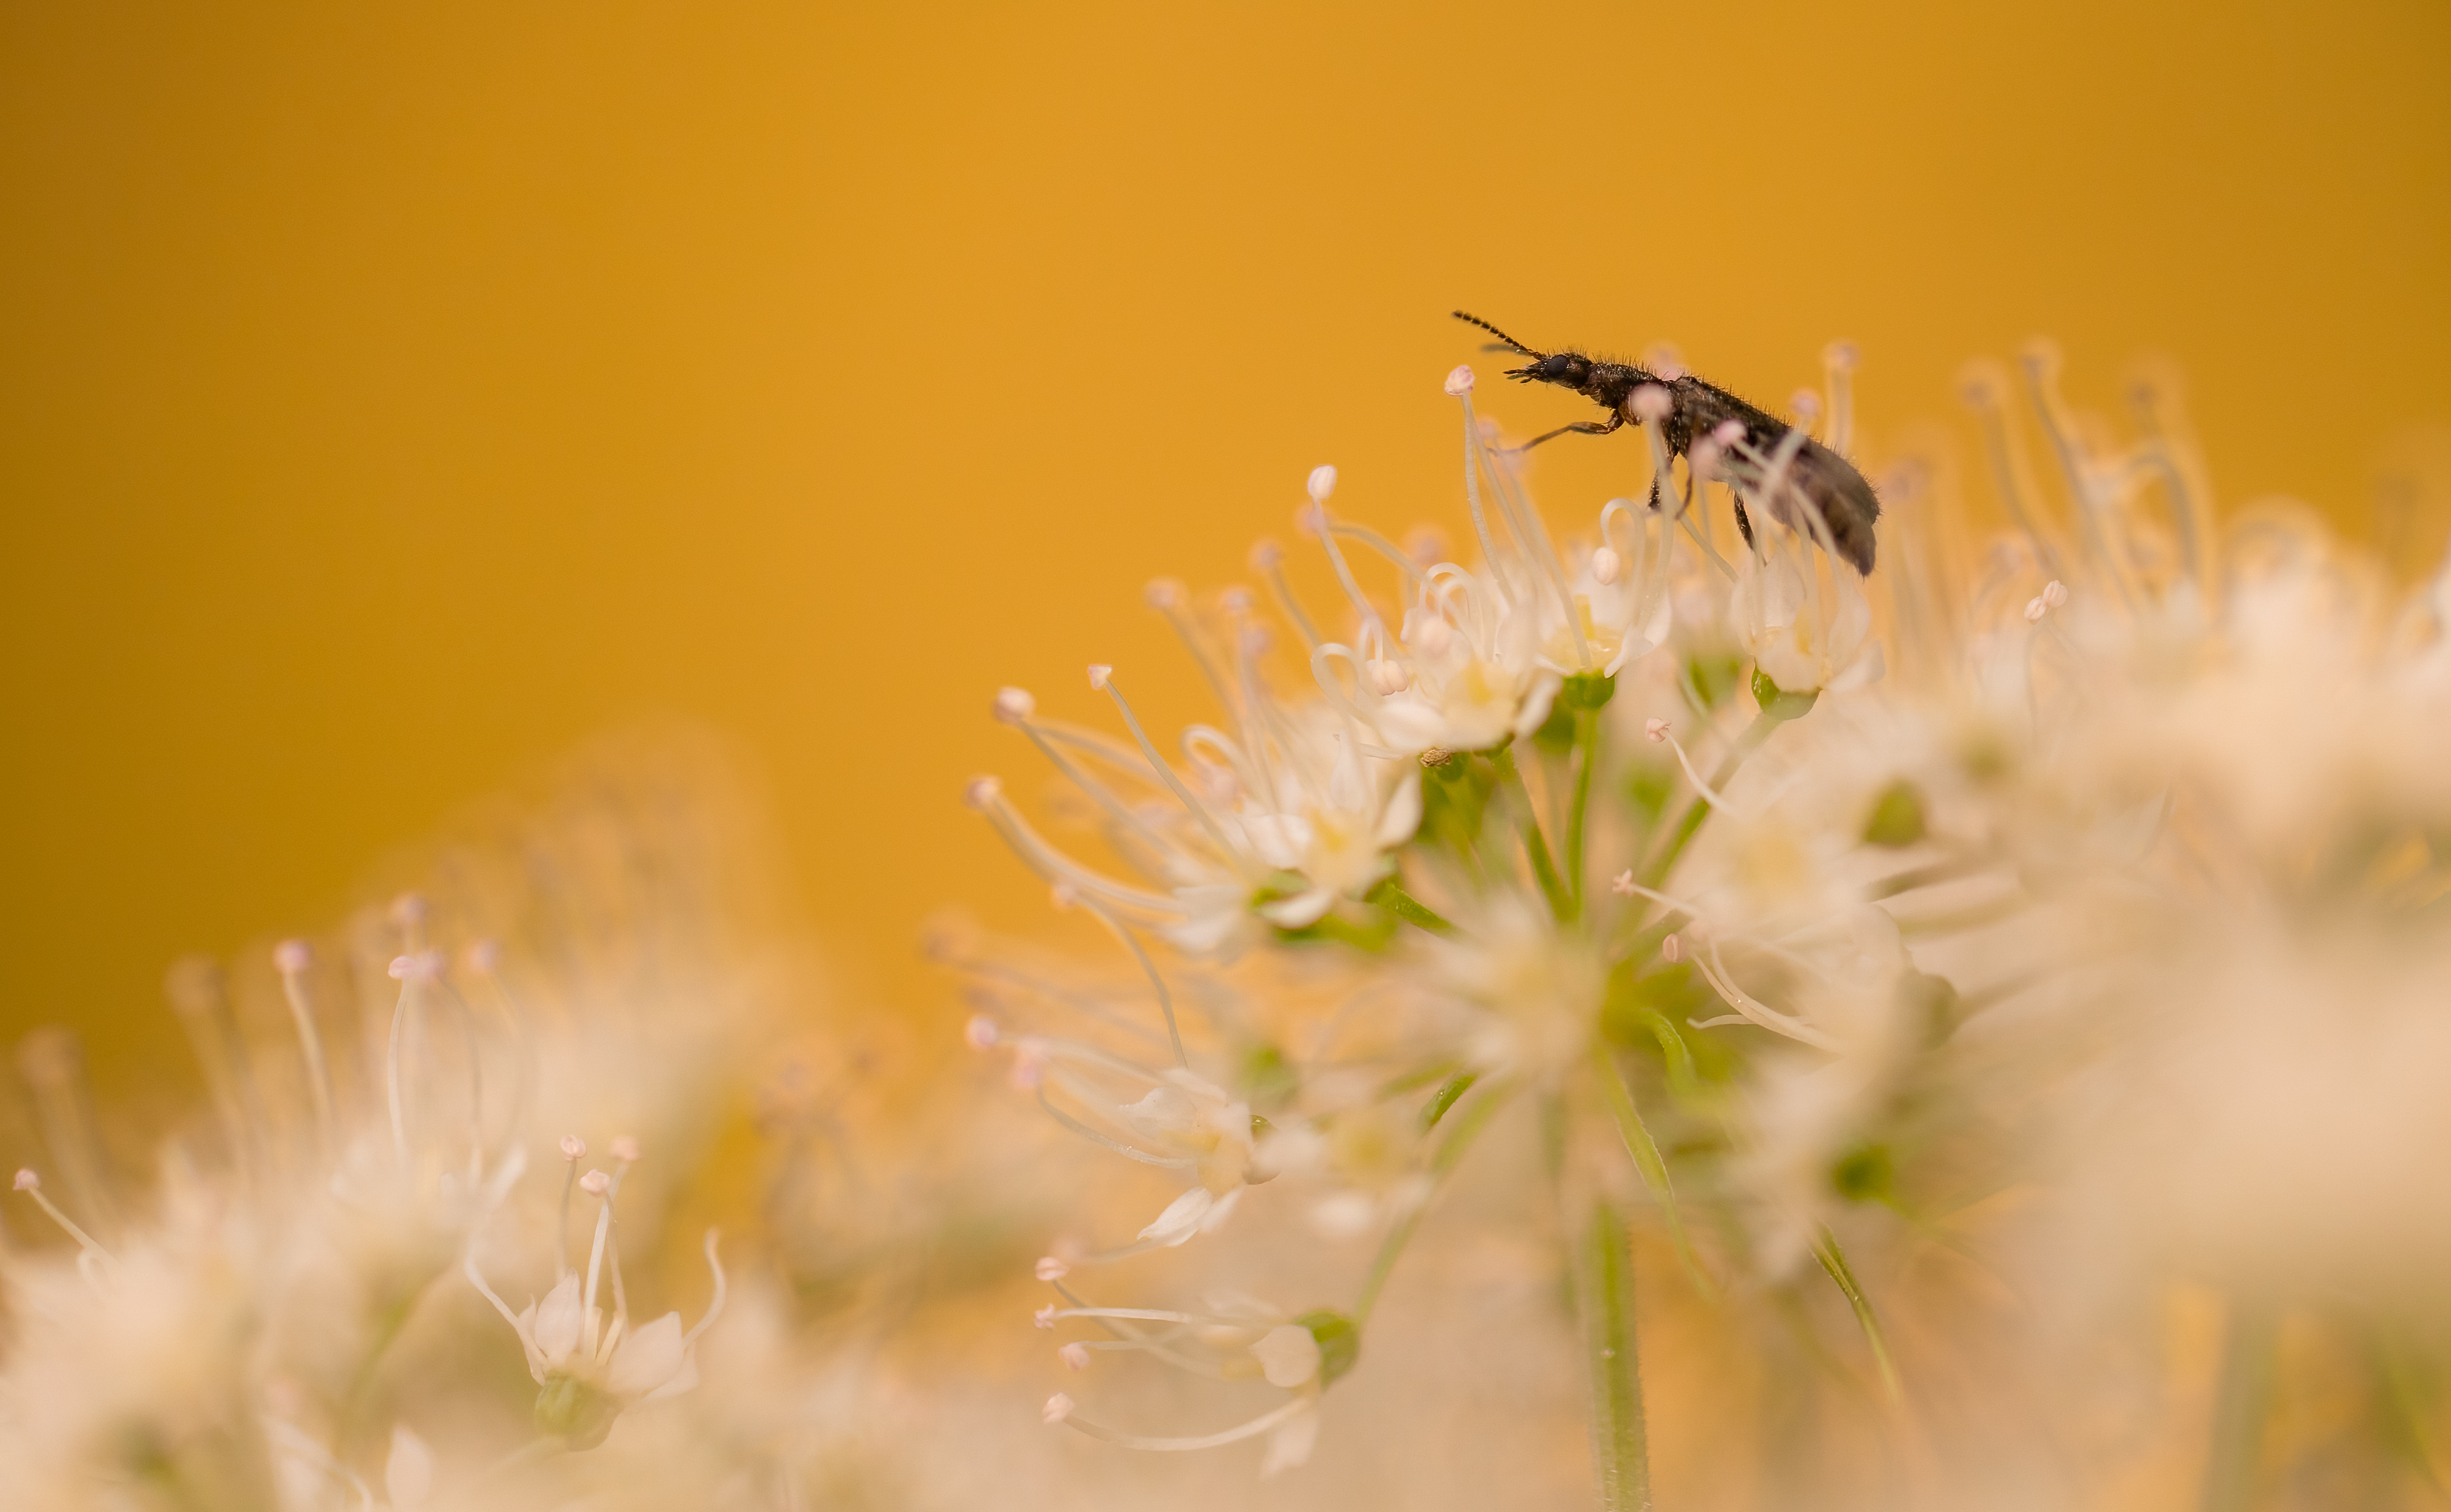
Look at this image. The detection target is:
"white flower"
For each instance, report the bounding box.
[1036,1289,1347,1479]
[384,1424,434,1508]
[466,1165,726,1450]
[1242,737,1424,928]
[1733,551,1884,697]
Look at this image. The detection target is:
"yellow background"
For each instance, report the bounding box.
[3,1,2446,1095]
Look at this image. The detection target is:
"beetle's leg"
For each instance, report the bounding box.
[1511,414,1624,452]
[1730,494,1756,555]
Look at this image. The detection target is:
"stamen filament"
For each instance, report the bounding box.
[1306,503,1390,645]
[604,1162,630,1332]
[1689,941,1838,1049]
[1452,393,1518,605]
[1035,1086,1199,1168]
[272,947,337,1155]
[1070,893,1188,1068]
[13,1175,115,1265]
[386,977,413,1166]
[1093,673,1243,860]
[1053,1398,1310,1452]
[556,1159,577,1282]
[683,1230,727,1346]
[1327,520,1426,585]
[581,1188,613,1355]
[1256,548,1325,651]
[1016,719,1202,877]
[979,797,1185,915]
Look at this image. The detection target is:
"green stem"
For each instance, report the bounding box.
[336,1283,427,1460]
[1420,1071,1478,1131]
[1352,1081,1511,1328]
[1565,706,1601,917]
[1811,1225,1901,1404]
[2200,1301,2276,1512]
[1575,1197,1651,1511]
[1594,1044,1714,1301]
[2374,1329,2451,1494]
[1488,744,1572,921]
[1636,708,1778,893]
[1372,879,1459,936]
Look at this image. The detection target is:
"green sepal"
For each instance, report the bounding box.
[1268,908,1398,952]
[1684,652,1744,710]
[1625,760,1675,828]
[1416,750,1494,858]
[1560,669,1618,711]
[1861,779,1928,847]
[1240,1044,1299,1113]
[535,1372,621,1451]
[1750,667,1820,721]
[1531,699,1579,753]
[1295,1308,1362,1386]
[1249,875,1398,951]
[1830,1141,1895,1204]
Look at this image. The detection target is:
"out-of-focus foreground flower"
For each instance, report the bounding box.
[961,339,2451,1510]
[0,734,1089,1511]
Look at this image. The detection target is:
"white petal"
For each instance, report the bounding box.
[1164,888,1251,956]
[606,1311,687,1400]
[1120,1084,1199,1135]
[1256,889,1335,928]
[1251,1324,1323,1388]
[1241,814,1310,870]
[385,1424,433,1508]
[1829,638,1886,691]
[533,1275,585,1365]
[642,1348,701,1402]
[1310,1192,1377,1238]
[1196,1186,1244,1233]
[1373,771,1423,848]
[1368,695,1448,751]
[509,1302,548,1380]
[1260,1409,1320,1478]
[1138,1186,1215,1244]
[1509,671,1563,742]
[1325,738,1369,812]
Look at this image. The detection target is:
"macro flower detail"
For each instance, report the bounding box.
[947,322,2451,1511]
[1037,1288,1359,1479]
[466,1142,728,1449]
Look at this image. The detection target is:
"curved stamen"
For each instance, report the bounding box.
[1482,437,1590,665]
[972,788,1186,916]
[1049,1395,1311,1452]
[1092,669,1244,860]
[1012,715,1204,879]
[1144,579,1241,717]
[1329,520,1426,586]
[683,1230,727,1347]
[1251,541,1325,651]
[1447,381,1518,607]
[271,942,337,1156]
[10,1169,114,1266]
[1034,1086,1199,1169]
[1066,891,1188,1069]
[1650,426,1734,581]
[1689,941,1838,1049]
[1301,498,1391,649]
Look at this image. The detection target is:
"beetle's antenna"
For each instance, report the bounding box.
[1451,311,1545,360]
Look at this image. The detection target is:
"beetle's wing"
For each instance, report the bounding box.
[1680,378,1879,574]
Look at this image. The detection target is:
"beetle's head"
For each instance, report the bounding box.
[1506,352,1593,390]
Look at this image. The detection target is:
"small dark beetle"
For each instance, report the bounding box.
[1452,311,1881,574]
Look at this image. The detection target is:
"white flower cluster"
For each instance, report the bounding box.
[964,342,2451,1506]
[0,747,968,1511]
